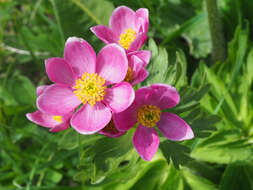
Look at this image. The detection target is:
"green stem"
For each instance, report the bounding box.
[71,0,102,25]
[50,0,65,47]
[206,0,226,63]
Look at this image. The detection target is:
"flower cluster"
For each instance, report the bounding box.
[26,6,194,161]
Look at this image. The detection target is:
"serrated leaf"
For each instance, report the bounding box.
[160,141,192,169]
[220,163,253,190]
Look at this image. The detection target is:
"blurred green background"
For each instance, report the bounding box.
[0,0,253,189]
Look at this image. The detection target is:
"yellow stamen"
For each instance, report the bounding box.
[73,73,106,106]
[124,66,134,83]
[118,27,136,50]
[137,105,161,127]
[53,115,62,123]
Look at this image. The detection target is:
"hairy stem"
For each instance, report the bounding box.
[206,0,226,63]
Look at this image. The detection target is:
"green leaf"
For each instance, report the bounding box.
[182,169,218,190]
[182,13,211,58]
[76,131,133,183]
[220,163,253,190]
[192,130,253,164]
[160,141,192,169]
[7,74,36,106]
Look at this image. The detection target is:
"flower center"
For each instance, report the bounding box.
[124,66,134,83]
[73,73,106,106]
[103,120,119,133]
[118,27,136,50]
[53,115,62,123]
[137,105,161,127]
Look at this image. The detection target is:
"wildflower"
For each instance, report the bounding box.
[124,50,151,86]
[91,6,149,52]
[36,37,134,134]
[26,85,71,132]
[114,84,194,161]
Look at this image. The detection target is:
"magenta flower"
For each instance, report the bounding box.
[114,84,194,161]
[36,37,135,134]
[26,85,71,132]
[124,50,151,86]
[91,6,149,52]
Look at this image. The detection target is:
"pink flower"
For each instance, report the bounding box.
[113,84,194,161]
[36,37,135,134]
[91,6,149,52]
[124,50,151,86]
[26,85,71,132]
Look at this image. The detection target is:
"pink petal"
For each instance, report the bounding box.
[71,102,112,134]
[109,6,136,36]
[98,118,126,138]
[132,68,149,86]
[157,112,194,141]
[64,37,96,77]
[135,87,153,105]
[103,82,135,113]
[26,110,58,128]
[133,125,160,161]
[36,85,50,96]
[128,33,148,52]
[90,25,118,44]
[96,44,128,85]
[127,50,151,66]
[50,122,70,132]
[113,102,138,132]
[128,55,148,85]
[136,8,149,33]
[148,84,180,110]
[37,84,81,115]
[45,58,74,85]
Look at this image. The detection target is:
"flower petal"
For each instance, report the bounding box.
[37,84,81,115]
[128,33,148,52]
[132,68,149,86]
[45,58,74,85]
[133,125,160,161]
[136,8,149,32]
[127,50,151,66]
[26,110,58,128]
[157,112,194,141]
[64,37,96,77]
[50,122,70,132]
[148,84,180,110]
[96,44,128,85]
[128,55,148,85]
[113,102,138,132]
[109,6,136,36]
[103,82,135,113]
[71,102,112,134]
[90,25,118,44]
[36,85,50,96]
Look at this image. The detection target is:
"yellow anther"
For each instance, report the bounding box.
[124,66,134,83]
[73,73,106,106]
[118,27,136,50]
[53,115,62,123]
[137,105,161,127]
